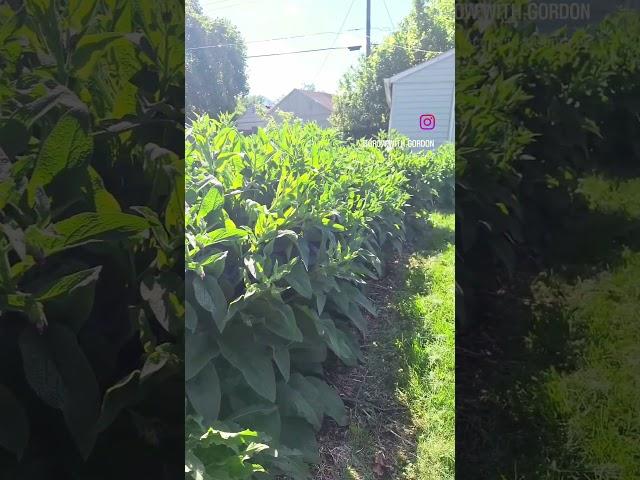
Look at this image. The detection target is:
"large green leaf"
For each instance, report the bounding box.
[219,325,276,402]
[262,300,303,343]
[297,306,359,366]
[340,281,377,316]
[186,329,219,380]
[272,345,290,382]
[276,380,321,430]
[280,417,319,463]
[72,33,145,79]
[96,370,142,433]
[224,403,281,443]
[305,376,347,426]
[201,227,248,246]
[19,328,66,409]
[25,212,149,255]
[68,0,98,30]
[284,261,313,298]
[27,113,93,206]
[87,167,121,213]
[36,266,101,332]
[140,275,179,333]
[197,187,224,223]
[185,300,198,332]
[192,275,227,331]
[20,324,100,459]
[36,266,101,302]
[186,361,221,424]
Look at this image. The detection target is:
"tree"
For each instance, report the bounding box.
[186,0,248,117]
[331,0,454,139]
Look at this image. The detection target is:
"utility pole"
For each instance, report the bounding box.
[365,0,371,57]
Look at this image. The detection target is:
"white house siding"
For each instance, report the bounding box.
[387,52,454,152]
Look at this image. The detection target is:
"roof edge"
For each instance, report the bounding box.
[386,49,455,84]
[269,88,333,113]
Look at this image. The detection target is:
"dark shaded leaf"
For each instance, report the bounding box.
[0,384,29,459]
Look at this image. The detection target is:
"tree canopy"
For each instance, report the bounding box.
[186,0,248,117]
[331,0,454,139]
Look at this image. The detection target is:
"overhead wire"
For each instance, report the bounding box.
[186,27,372,51]
[313,0,358,84]
[247,45,362,59]
[381,0,396,29]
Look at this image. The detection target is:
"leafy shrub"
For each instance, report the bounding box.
[185,418,268,479]
[185,116,453,477]
[456,10,640,326]
[186,0,248,116]
[393,143,454,211]
[0,1,184,476]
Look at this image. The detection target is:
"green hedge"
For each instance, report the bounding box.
[0,1,184,475]
[184,116,453,478]
[456,11,640,326]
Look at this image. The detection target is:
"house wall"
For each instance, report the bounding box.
[235,108,267,133]
[389,53,454,151]
[272,92,331,127]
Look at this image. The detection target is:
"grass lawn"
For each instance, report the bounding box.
[314,211,455,480]
[396,212,455,479]
[529,176,640,478]
[534,250,640,479]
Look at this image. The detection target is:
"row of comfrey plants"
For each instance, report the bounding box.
[185,115,454,479]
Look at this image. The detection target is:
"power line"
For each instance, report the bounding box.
[186,27,371,51]
[381,0,396,30]
[199,0,240,6]
[247,45,362,59]
[314,0,358,83]
[199,0,264,11]
[247,27,364,45]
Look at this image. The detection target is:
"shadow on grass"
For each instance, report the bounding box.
[457,176,640,479]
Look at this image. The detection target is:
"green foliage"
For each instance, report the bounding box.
[0,0,184,475]
[331,0,454,139]
[578,176,640,219]
[185,418,269,480]
[186,0,248,117]
[185,116,452,477]
[456,10,640,326]
[388,141,454,211]
[456,8,640,478]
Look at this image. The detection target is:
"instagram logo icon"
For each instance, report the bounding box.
[419,114,436,130]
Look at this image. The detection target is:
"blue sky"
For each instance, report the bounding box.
[201,0,413,101]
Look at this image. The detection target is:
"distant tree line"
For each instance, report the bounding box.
[185,0,454,138]
[186,0,248,117]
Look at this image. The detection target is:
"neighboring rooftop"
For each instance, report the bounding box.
[295,89,334,111]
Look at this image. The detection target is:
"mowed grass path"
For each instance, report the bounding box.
[540,251,640,479]
[397,212,455,479]
[316,212,455,480]
[532,176,640,478]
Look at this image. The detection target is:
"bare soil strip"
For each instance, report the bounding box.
[314,253,417,480]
